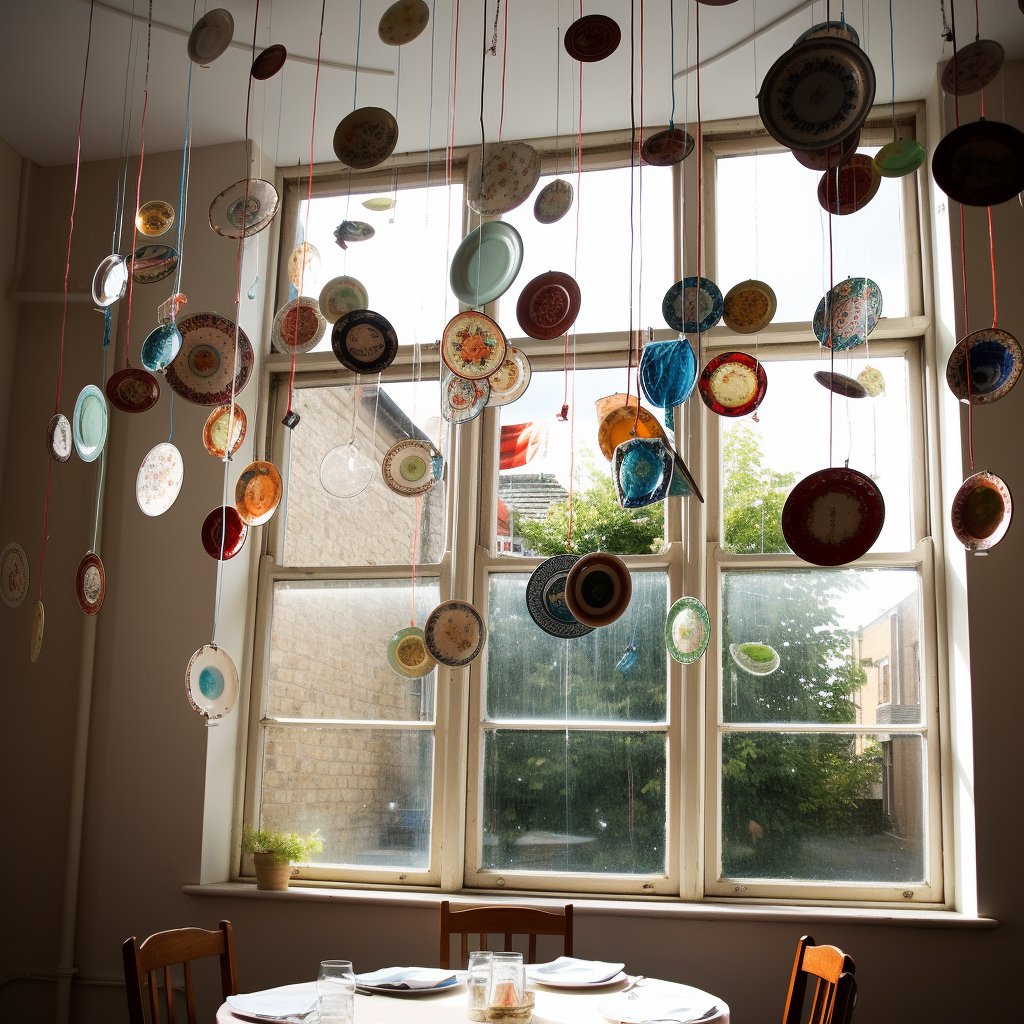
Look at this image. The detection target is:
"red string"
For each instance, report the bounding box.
[566,369,576,552]
[498,0,508,141]
[695,2,702,367]
[987,206,997,328]
[123,90,148,368]
[448,0,460,185]
[828,208,834,468]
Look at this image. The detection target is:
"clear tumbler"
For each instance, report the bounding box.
[317,960,355,1024]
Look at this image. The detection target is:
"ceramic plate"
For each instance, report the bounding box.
[135,200,174,237]
[564,14,621,62]
[129,243,178,284]
[362,196,395,212]
[663,277,724,334]
[517,271,582,340]
[641,128,694,166]
[449,221,524,307]
[533,972,627,992]
[639,337,697,408]
[722,280,777,334]
[730,642,781,676]
[814,370,868,399]
[442,373,490,424]
[387,626,437,678]
[251,43,287,80]
[813,277,882,351]
[794,19,860,46]
[941,39,1004,96]
[235,461,283,526]
[73,385,108,463]
[782,467,885,566]
[951,470,1012,552]
[92,253,128,306]
[332,309,399,374]
[47,413,73,463]
[185,644,240,719]
[30,600,44,663]
[333,107,399,170]
[140,323,183,373]
[105,367,160,413]
[382,439,437,497]
[597,994,711,1023]
[932,119,1024,207]
[857,365,886,396]
[442,311,508,379]
[612,436,674,509]
[534,179,574,224]
[201,505,248,560]
[166,312,254,405]
[187,7,234,64]
[287,242,320,290]
[487,347,532,407]
[794,128,860,173]
[424,600,487,667]
[467,142,542,216]
[873,138,926,178]
[334,220,375,245]
[136,442,184,516]
[758,38,876,151]
[564,552,632,628]
[526,555,595,639]
[75,551,105,615]
[945,328,1022,406]
[0,541,29,608]
[272,296,326,355]
[698,351,768,417]
[203,404,247,458]
[320,443,375,498]
[319,275,369,323]
[665,596,710,664]
[595,394,666,461]
[209,178,280,238]
[817,153,881,215]
[378,0,430,45]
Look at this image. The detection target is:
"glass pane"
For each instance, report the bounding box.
[720,354,913,554]
[715,149,908,321]
[282,381,448,567]
[721,732,926,884]
[486,572,669,722]
[266,579,440,721]
[482,730,666,875]
[296,183,464,351]
[498,166,675,336]
[721,567,922,725]
[496,367,669,556]
[262,725,433,870]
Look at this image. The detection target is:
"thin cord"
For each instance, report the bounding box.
[695,0,703,370]
[987,206,997,328]
[498,0,509,141]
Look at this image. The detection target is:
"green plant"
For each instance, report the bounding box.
[241,827,323,864]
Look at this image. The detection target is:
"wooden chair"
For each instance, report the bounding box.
[123,920,239,1024]
[782,935,857,1024]
[439,901,573,969]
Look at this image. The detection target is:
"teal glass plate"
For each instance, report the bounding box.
[73,384,108,463]
[449,221,524,307]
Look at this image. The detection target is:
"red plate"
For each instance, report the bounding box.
[697,351,767,417]
[817,154,881,215]
[251,43,287,80]
[793,128,860,171]
[782,467,885,566]
[516,271,581,340]
[564,14,620,62]
[564,552,632,628]
[201,505,248,560]
[641,129,694,167]
[105,367,161,413]
[75,551,105,615]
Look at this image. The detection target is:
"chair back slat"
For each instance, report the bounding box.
[164,966,175,1024]
[527,935,537,964]
[781,935,856,1024]
[184,961,197,1024]
[439,902,573,969]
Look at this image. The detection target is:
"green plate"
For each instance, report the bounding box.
[873,138,926,179]
[73,385,108,463]
[449,222,523,307]
[665,596,710,665]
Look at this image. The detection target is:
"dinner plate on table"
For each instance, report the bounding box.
[598,992,717,1024]
[526,956,626,988]
[226,982,317,1022]
[354,967,462,995]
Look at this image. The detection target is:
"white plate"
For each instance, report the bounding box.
[526,958,626,988]
[535,970,627,989]
[356,969,465,995]
[597,994,711,1024]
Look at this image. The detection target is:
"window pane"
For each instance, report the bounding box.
[721,567,922,725]
[486,572,668,722]
[721,732,926,884]
[481,730,666,875]
[715,149,908,321]
[266,579,440,721]
[720,354,913,554]
[262,725,432,869]
[283,382,448,567]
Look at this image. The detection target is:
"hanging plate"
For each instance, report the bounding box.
[320,443,375,499]
[272,296,326,355]
[75,551,105,616]
[663,277,724,333]
[387,626,437,679]
[442,310,508,379]
[251,43,287,80]
[319,276,369,323]
[817,153,881,215]
[332,309,399,374]
[813,277,883,350]
[857,365,886,396]
[129,243,178,284]
[951,470,1012,553]
[140,323,183,373]
[203,404,247,458]
[487,347,532,407]
[166,312,254,405]
[185,644,240,719]
[0,541,29,608]
[668,449,704,501]
[782,466,885,566]
[382,439,437,497]
[873,137,927,178]
[698,352,768,417]
[333,107,400,170]
[564,14,621,62]
[612,436,675,509]
[46,413,73,464]
[73,385,108,463]
[105,366,161,413]
[722,280,777,334]
[534,179,574,224]
[91,253,128,306]
[30,599,44,663]
[424,600,487,667]
[730,642,781,676]
[792,127,860,171]
[287,242,320,290]
[945,327,1022,406]
[234,461,283,526]
[941,39,1004,96]
[449,221,524,307]
[201,505,248,560]
[516,271,582,340]
[334,220,375,245]
[595,393,667,461]
[639,337,697,408]
[442,372,490,424]
[209,179,280,238]
[526,554,595,639]
[187,8,234,64]
[932,118,1024,207]
[564,552,632,629]
[467,142,542,216]
[137,442,184,516]
[665,596,710,665]
[794,20,861,46]
[135,200,174,237]
[378,0,429,45]
[641,128,695,167]
[813,370,868,399]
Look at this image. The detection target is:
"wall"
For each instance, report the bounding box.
[0,134,23,502]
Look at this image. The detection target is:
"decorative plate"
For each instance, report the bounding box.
[46,413,73,463]
[136,442,184,516]
[663,277,724,334]
[526,554,595,639]
[941,39,1004,96]
[664,597,710,664]
[564,14,621,62]
[332,309,399,374]
[251,43,287,80]
[272,296,326,355]
[0,541,29,608]
[319,275,369,323]
[203,404,247,458]
[91,254,128,306]
[382,439,437,497]
[817,154,881,215]
[209,178,280,238]
[534,179,574,224]
[449,221,524,307]
[467,142,542,217]
[424,600,487,667]
[564,552,632,628]
[442,311,508,380]
[378,0,430,45]
[639,337,697,409]
[723,280,777,335]
[73,385,108,463]
[140,323,183,373]
[333,107,400,170]
[730,642,781,676]
[814,369,868,399]
[235,460,283,526]
[951,470,1012,552]
[442,373,490,424]
[129,244,178,284]
[185,644,240,719]
[668,449,703,501]
[612,436,674,509]
[640,128,694,166]
[698,351,767,417]
[857,365,886,396]
[187,7,234,64]
[166,312,253,405]
[75,551,105,615]
[320,443,375,498]
[362,196,395,212]
[945,328,1022,406]
[487,347,532,407]
[30,599,44,663]
[387,626,437,679]
[873,138,926,178]
[287,242,320,290]
[201,505,248,560]
[932,118,1024,208]
[135,200,174,237]
[794,20,860,47]
[334,220,375,245]
[782,467,885,566]
[517,271,582,340]
[595,394,666,461]
[792,128,860,171]
[758,38,876,151]
[105,366,160,413]
[813,277,882,350]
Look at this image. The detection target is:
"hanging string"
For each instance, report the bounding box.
[634,0,646,438]
[828,206,835,469]
[498,0,509,141]
[410,495,423,627]
[668,0,675,131]
[695,0,703,371]
[987,208,997,328]
[626,0,636,417]
[112,18,137,255]
[353,0,363,109]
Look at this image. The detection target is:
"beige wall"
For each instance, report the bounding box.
[0,134,24,503]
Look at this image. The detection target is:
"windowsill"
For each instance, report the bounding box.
[182,882,997,929]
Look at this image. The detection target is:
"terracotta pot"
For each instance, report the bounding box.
[253,852,291,891]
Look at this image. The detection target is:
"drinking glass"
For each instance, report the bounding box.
[467,950,493,1021]
[485,952,533,1022]
[317,960,355,1024]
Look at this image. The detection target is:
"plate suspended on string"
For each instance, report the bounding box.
[334,220,375,246]
[564,552,632,629]
[0,541,29,608]
[387,626,437,679]
[813,277,882,351]
[697,352,767,418]
[668,449,704,501]
[363,196,395,212]
[794,19,861,46]
[185,644,240,720]
[663,277,723,334]
[129,244,178,284]
[951,470,1012,553]
[201,505,248,560]
[91,254,128,306]
[442,372,489,424]
[814,370,868,399]
[612,436,674,509]
[287,242,320,291]
[526,554,594,640]
[792,128,860,171]
[563,14,621,62]
[730,642,781,677]
[75,551,105,616]
[595,393,667,461]
[873,138,926,178]
[106,366,161,413]
[140,323,183,373]
[449,221,524,307]
[639,337,697,408]
[442,311,508,380]
[424,600,487,667]
[640,128,694,166]
[378,0,430,46]
[135,200,174,237]
[319,276,369,324]
[333,107,400,170]
[137,442,184,516]
[332,309,399,374]
[166,312,254,405]
[30,600,44,663]
[467,142,542,217]
[534,179,574,224]
[209,179,280,238]
[941,39,1004,96]
[817,154,881,215]
[320,443,375,499]
[272,296,326,355]
[932,119,1024,207]
[381,439,437,497]
[187,8,235,65]
[203,404,247,458]
[73,385,108,463]
[251,44,287,80]
[46,413,73,464]
[857,365,886,397]
[235,461,283,526]
[945,328,1022,406]
[486,347,532,407]
[665,597,710,665]
[516,271,581,340]
[722,280,777,335]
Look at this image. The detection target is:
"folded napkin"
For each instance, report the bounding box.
[354,967,458,990]
[525,957,625,984]
[227,982,318,1021]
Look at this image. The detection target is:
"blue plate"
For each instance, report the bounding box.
[945,328,1022,406]
[526,555,594,639]
[141,323,183,372]
[73,385,108,463]
[639,337,697,408]
[612,437,674,509]
[663,277,723,334]
[812,277,882,351]
[668,450,704,501]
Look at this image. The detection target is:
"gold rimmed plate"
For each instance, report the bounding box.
[442,311,507,380]
[722,280,776,335]
[382,439,438,497]
[203,404,247,458]
[234,461,283,526]
[75,551,105,616]
[951,470,1012,553]
[166,311,254,406]
[424,600,487,667]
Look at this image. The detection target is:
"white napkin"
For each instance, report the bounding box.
[227,982,318,1021]
[526,957,625,985]
[354,967,458,990]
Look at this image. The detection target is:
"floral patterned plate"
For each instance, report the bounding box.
[697,351,768,417]
[467,142,542,216]
[442,311,507,379]
[663,276,724,334]
[209,178,280,238]
[722,280,777,334]
[378,0,430,45]
[534,179,574,224]
[287,242,320,290]
[47,413,73,463]
[105,366,161,413]
[641,128,694,166]
[75,551,105,615]
[526,554,594,639]
[941,39,1004,96]
[387,626,437,679]
[185,643,240,719]
[135,200,174,237]
[517,271,582,340]
[442,372,489,424]
[382,439,438,497]
[129,244,178,284]
[449,221,524,306]
[272,296,326,355]
[73,385,108,463]
[487,347,532,407]
[166,312,254,405]
[857,365,886,396]
[563,14,621,62]
[792,128,860,171]
[945,328,1022,406]
[235,461,283,526]
[813,277,882,350]
[203,404,247,458]
[319,275,369,323]
[951,470,1013,553]
[817,153,881,215]
[424,600,487,667]
[332,309,399,374]
[664,596,710,664]
[136,442,184,516]
[0,541,29,608]
[333,107,400,170]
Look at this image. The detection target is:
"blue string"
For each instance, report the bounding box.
[669,0,675,131]
[888,0,897,136]
[353,0,363,109]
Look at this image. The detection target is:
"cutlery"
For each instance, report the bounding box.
[355,987,375,996]
[642,1007,718,1024]
[623,975,646,1000]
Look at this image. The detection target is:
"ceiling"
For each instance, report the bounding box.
[1,0,1022,168]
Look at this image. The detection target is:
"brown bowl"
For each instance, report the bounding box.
[564,552,632,628]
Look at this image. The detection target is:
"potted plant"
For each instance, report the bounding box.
[241,827,323,891]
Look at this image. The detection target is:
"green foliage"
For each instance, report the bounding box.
[722,423,795,554]
[241,827,323,863]
[737,642,776,663]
